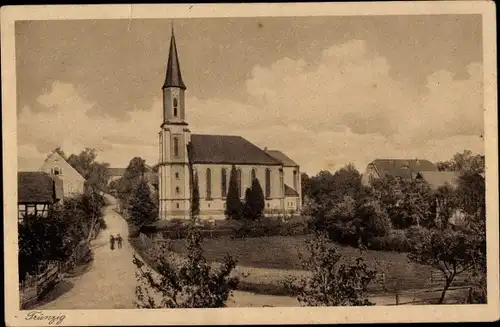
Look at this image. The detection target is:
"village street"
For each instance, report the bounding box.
[36,194,138,309]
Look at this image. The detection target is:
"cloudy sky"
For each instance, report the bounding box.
[16,15,484,175]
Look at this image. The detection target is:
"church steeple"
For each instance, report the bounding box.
[163,26,186,90]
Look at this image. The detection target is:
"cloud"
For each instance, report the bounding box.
[17,81,162,169]
[17,40,484,175]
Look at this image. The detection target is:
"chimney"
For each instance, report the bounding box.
[415,158,420,165]
[264,147,268,151]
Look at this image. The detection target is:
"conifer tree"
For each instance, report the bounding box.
[225,165,242,219]
[242,188,253,219]
[191,171,200,219]
[248,177,265,219]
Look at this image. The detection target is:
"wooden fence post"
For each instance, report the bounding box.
[395,293,400,306]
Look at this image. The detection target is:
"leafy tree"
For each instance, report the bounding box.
[290,232,376,306]
[128,178,158,230]
[408,227,482,304]
[434,185,458,228]
[437,150,485,175]
[372,177,435,228]
[66,148,110,192]
[56,189,107,241]
[18,212,74,281]
[118,157,147,209]
[132,221,239,308]
[306,165,365,231]
[300,172,311,201]
[354,197,392,242]
[225,165,242,219]
[455,171,485,219]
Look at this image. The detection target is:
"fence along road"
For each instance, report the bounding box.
[36,194,139,309]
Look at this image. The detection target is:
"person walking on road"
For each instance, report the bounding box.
[116,234,123,249]
[110,234,115,250]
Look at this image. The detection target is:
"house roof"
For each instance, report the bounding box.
[43,150,86,181]
[163,28,186,90]
[284,184,299,197]
[265,150,299,167]
[18,172,56,204]
[189,134,282,166]
[369,159,437,179]
[107,168,126,177]
[417,171,460,190]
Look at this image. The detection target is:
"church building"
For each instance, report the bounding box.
[157,29,301,220]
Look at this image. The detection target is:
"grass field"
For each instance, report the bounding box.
[168,235,452,293]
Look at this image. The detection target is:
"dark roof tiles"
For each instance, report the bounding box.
[417,171,460,190]
[265,150,299,167]
[163,29,186,90]
[18,172,56,203]
[189,134,282,166]
[370,159,437,179]
[284,184,299,197]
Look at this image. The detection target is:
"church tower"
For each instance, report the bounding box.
[158,27,191,220]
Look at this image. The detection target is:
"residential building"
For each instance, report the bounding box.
[17,172,63,222]
[361,158,437,186]
[40,150,85,197]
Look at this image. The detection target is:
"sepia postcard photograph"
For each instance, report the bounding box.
[2,2,499,326]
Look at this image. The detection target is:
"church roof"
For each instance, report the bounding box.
[265,150,299,167]
[189,134,282,166]
[163,28,186,90]
[284,184,299,197]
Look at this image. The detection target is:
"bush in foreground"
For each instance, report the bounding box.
[285,232,376,306]
[133,222,239,308]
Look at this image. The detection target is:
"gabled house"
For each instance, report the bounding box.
[361,159,438,186]
[18,172,64,222]
[40,150,85,198]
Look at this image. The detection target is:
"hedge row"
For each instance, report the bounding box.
[145,216,313,239]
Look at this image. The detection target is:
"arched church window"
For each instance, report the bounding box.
[173,137,179,157]
[54,167,62,176]
[265,168,271,198]
[175,172,179,179]
[221,168,227,198]
[173,98,178,117]
[237,169,242,198]
[206,168,212,199]
[175,186,180,195]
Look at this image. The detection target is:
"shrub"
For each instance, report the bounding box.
[133,221,239,308]
[368,230,411,252]
[290,231,376,306]
[405,225,431,250]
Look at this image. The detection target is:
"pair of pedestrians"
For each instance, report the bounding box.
[109,234,123,250]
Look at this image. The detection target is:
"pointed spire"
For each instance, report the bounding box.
[163,24,186,90]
